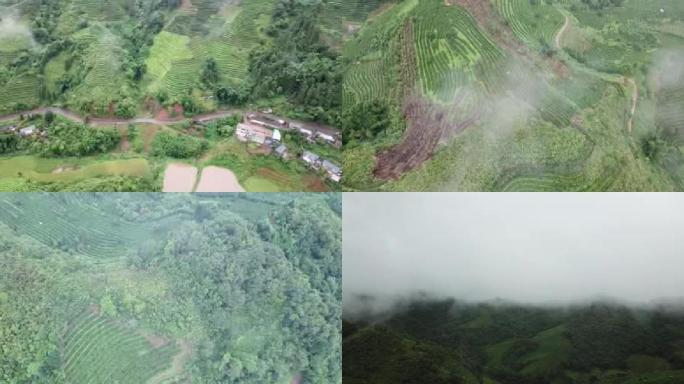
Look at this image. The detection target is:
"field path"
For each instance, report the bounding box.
[627,77,639,133]
[0,107,240,127]
[555,15,570,50]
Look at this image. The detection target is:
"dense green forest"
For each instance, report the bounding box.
[0,193,342,383]
[344,297,684,384]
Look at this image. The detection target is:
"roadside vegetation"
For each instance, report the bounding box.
[0,0,347,191]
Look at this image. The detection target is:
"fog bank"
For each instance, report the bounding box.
[343,193,684,308]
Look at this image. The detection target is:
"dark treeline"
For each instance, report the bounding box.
[344,297,684,384]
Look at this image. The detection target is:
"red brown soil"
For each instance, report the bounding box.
[156,108,170,121]
[303,175,329,192]
[247,144,273,155]
[374,95,478,180]
[373,20,478,180]
[257,168,291,185]
[173,104,184,118]
[146,334,170,349]
[119,127,131,152]
[142,125,160,153]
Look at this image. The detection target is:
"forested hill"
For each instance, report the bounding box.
[0,193,341,384]
[0,0,383,124]
[343,297,684,384]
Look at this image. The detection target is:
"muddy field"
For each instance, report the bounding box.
[195,166,245,192]
[162,163,198,192]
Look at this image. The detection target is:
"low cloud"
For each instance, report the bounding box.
[343,193,684,311]
[0,12,34,43]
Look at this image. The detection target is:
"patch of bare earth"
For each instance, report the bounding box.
[373,20,479,180]
[163,163,198,192]
[195,166,245,192]
[303,175,329,192]
[146,334,169,349]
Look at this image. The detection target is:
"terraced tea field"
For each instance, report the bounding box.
[342,0,684,191]
[0,193,185,259]
[62,311,181,384]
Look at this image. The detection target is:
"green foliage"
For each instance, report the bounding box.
[344,298,684,384]
[0,193,342,384]
[248,0,342,117]
[33,122,119,157]
[342,100,391,143]
[150,131,208,158]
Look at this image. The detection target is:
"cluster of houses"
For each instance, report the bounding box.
[234,111,343,183]
[302,151,342,183]
[0,124,41,137]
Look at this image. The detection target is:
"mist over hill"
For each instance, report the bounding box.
[343,192,684,383]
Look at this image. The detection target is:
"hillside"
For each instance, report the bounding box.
[0,193,342,383]
[0,0,352,191]
[341,0,684,191]
[343,298,684,384]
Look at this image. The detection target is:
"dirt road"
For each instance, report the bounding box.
[627,77,639,133]
[0,107,239,126]
[555,15,570,50]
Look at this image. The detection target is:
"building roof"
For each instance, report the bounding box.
[237,123,273,138]
[322,159,342,175]
[20,125,36,135]
[302,151,320,162]
[275,145,287,155]
[272,129,281,142]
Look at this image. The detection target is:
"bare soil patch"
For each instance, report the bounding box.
[303,175,329,192]
[52,165,79,174]
[257,168,290,184]
[195,166,245,192]
[163,163,198,192]
[374,95,477,180]
[146,334,169,349]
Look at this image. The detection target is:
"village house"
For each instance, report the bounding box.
[19,125,37,137]
[302,151,322,169]
[316,131,336,145]
[322,160,342,183]
[275,144,288,159]
[246,112,289,131]
[235,123,274,145]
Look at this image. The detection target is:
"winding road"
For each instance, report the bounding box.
[0,107,239,126]
[555,15,570,50]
